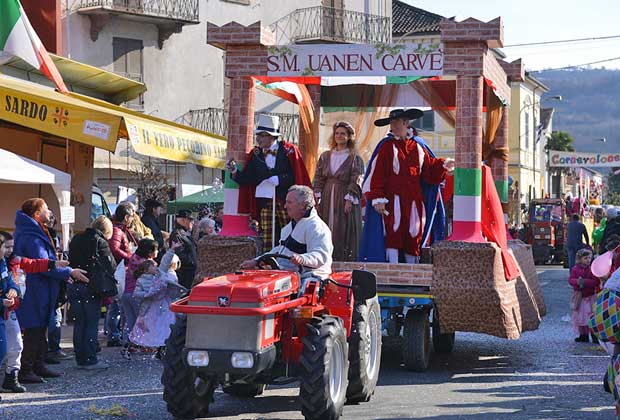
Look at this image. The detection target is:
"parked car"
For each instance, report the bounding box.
[91,185,111,222]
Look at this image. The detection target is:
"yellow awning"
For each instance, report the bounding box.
[0,75,227,168]
[1,53,146,104]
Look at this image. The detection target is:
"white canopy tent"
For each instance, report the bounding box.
[0,148,72,250]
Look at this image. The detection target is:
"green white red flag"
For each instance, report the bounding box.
[0,0,68,93]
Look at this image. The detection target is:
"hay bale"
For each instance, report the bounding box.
[193,235,259,287]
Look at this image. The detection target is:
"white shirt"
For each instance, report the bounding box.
[255,142,280,199]
[266,208,333,279]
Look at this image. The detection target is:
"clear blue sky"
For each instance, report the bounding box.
[402,0,620,71]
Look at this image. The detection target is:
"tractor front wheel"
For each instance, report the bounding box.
[223,383,265,398]
[402,309,431,372]
[161,315,215,419]
[299,316,349,420]
[346,296,382,403]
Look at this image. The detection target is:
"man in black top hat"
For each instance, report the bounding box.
[169,209,197,288]
[227,114,311,249]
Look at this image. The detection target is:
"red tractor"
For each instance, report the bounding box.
[524,198,567,265]
[161,254,382,420]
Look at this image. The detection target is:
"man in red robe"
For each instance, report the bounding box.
[363,109,453,263]
[227,115,310,249]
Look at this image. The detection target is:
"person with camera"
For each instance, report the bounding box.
[68,215,117,370]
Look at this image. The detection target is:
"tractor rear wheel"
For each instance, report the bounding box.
[346,296,382,403]
[402,309,431,372]
[161,315,215,419]
[432,310,455,354]
[223,383,265,398]
[299,316,349,420]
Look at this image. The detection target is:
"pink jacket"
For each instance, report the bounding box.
[569,264,600,297]
[108,223,136,264]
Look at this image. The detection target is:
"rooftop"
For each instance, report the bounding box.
[392,0,448,37]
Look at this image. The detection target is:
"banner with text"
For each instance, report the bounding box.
[267,43,443,77]
[549,150,620,167]
[125,116,227,169]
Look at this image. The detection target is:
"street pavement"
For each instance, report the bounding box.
[0,266,615,419]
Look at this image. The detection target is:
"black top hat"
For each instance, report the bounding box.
[175,209,194,220]
[373,108,424,127]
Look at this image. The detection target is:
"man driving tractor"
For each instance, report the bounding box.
[241,185,333,292]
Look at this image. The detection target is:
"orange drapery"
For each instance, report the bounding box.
[482,89,506,162]
[409,79,456,128]
[354,85,399,161]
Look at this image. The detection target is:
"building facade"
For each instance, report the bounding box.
[507,74,550,208]
[62,0,393,201]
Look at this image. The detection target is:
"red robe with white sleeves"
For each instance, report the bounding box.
[364,136,446,256]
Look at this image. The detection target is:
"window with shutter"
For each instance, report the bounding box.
[113,37,144,111]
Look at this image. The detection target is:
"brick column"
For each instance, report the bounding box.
[297,84,321,180]
[440,17,508,243]
[451,75,485,242]
[221,76,256,236]
[207,22,273,236]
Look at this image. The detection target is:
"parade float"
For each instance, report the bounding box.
[162,16,547,419]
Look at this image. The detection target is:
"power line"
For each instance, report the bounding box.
[504,34,620,48]
[529,56,620,72]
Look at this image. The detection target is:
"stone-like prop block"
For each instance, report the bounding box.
[432,241,525,339]
[193,235,259,287]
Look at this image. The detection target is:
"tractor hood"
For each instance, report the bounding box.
[189,270,300,305]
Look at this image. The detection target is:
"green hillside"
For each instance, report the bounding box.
[536,68,620,153]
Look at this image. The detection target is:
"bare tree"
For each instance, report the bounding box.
[131,161,173,207]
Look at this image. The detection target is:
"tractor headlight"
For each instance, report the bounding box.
[187,350,209,367]
[231,352,254,368]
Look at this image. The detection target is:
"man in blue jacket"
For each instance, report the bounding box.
[14,198,88,383]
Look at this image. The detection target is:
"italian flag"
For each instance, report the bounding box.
[0,0,68,93]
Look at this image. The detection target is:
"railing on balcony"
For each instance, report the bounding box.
[115,71,144,111]
[78,0,199,23]
[270,6,391,45]
[176,108,300,143]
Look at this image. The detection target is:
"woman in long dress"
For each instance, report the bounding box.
[313,121,364,261]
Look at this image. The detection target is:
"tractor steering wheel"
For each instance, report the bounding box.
[255,253,292,270]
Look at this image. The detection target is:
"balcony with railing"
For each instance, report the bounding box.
[78,0,199,47]
[176,108,300,143]
[270,6,391,45]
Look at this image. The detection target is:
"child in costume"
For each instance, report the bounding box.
[130,248,183,358]
[568,248,599,342]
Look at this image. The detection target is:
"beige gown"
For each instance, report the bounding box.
[313,149,364,261]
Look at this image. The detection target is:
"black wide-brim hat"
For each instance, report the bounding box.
[176,209,195,220]
[374,108,424,127]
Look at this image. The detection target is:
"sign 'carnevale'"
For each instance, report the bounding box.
[267,43,443,77]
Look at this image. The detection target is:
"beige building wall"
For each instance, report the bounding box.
[508,77,547,206]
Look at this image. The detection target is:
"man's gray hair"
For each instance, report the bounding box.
[288,185,315,211]
[199,217,216,229]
